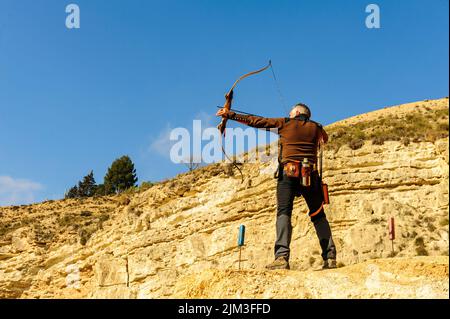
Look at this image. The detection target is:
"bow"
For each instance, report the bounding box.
[217,61,272,182]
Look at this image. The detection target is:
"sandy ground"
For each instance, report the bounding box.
[173,256,449,299]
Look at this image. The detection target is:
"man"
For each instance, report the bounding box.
[216,103,337,270]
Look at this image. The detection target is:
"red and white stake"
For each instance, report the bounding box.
[389,217,395,254]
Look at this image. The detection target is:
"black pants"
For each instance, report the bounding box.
[275,167,336,261]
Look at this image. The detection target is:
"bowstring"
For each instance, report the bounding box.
[269,60,289,114]
[218,60,285,183]
[220,136,244,183]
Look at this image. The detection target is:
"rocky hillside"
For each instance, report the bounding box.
[0,98,448,299]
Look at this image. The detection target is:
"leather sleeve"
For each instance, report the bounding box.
[226,112,285,129]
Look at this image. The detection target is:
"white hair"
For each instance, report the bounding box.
[290,103,311,118]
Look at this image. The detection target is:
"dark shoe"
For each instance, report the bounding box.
[322,259,337,269]
[266,256,290,270]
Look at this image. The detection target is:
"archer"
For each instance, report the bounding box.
[216,103,337,270]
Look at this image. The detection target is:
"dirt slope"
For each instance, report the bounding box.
[0,97,448,299]
[174,256,449,299]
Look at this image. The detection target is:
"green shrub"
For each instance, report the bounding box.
[416,246,428,256]
[388,251,398,258]
[99,213,110,222]
[438,122,449,131]
[327,106,449,151]
[439,218,449,227]
[415,237,424,245]
[401,137,410,146]
[80,211,93,217]
[372,136,385,145]
[139,181,154,192]
[415,237,428,256]
[349,139,364,150]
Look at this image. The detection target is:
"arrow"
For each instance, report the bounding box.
[216,106,260,117]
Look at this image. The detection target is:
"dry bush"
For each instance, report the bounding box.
[439,218,449,227]
[415,237,428,256]
[349,139,364,150]
[327,106,449,151]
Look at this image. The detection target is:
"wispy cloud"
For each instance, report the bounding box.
[148,112,216,159]
[0,176,44,206]
[149,123,175,158]
[193,111,215,129]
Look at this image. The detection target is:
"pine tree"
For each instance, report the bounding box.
[65,185,79,199]
[77,171,97,197]
[104,156,138,194]
[94,184,106,197]
[65,171,97,199]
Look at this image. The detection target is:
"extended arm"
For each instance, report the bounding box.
[216,109,284,129]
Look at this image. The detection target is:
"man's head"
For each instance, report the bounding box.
[289,103,311,119]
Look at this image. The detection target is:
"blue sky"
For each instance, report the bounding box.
[0,0,448,205]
